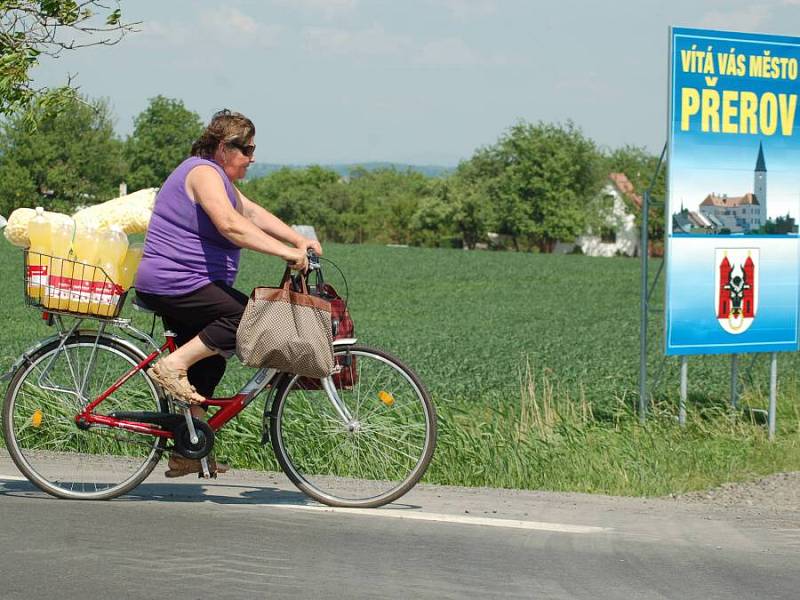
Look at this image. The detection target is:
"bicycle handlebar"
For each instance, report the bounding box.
[307,249,321,271]
[289,249,323,292]
[286,249,320,272]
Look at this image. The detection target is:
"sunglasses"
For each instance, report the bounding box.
[228,141,256,157]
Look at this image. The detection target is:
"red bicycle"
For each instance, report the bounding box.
[1,255,436,507]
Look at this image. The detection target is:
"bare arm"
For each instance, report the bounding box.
[237,190,303,246]
[186,166,307,269]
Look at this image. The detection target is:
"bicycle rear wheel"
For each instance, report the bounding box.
[2,334,167,500]
[270,345,436,508]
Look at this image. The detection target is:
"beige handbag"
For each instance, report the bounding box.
[236,269,335,378]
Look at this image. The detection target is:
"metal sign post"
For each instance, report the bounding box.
[638,144,667,424]
[679,357,687,427]
[769,353,778,440]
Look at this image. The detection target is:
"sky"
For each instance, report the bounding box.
[29,0,800,165]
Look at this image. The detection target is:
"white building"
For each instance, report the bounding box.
[554,172,640,257]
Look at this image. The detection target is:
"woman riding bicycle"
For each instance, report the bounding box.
[135,109,321,477]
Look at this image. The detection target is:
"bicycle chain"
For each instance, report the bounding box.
[85,424,171,452]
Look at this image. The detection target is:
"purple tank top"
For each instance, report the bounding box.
[135,157,241,295]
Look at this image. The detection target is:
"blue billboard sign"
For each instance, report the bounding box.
[666,27,800,355]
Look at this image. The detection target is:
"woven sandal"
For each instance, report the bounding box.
[164,453,230,478]
[149,361,206,405]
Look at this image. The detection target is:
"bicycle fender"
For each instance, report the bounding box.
[333,338,357,347]
[80,331,150,361]
[260,384,278,445]
[0,331,149,382]
[1,333,65,381]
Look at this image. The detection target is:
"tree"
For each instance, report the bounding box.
[760,214,798,235]
[240,165,448,245]
[458,121,605,252]
[346,168,436,244]
[410,193,451,247]
[1,1,137,124]
[433,176,495,250]
[0,95,126,215]
[0,159,37,216]
[238,166,341,239]
[125,96,204,189]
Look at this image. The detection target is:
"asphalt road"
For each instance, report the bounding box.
[0,461,798,600]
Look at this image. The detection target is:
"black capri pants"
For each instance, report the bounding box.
[136,281,248,397]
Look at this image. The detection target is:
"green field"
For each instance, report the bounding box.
[1,240,798,495]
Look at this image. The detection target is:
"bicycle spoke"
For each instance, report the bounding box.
[4,337,164,499]
[359,420,427,438]
[353,359,364,420]
[274,347,435,507]
[360,431,423,466]
[355,367,387,416]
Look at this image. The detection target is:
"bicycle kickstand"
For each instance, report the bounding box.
[199,456,214,479]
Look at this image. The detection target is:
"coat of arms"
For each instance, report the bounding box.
[715,248,758,335]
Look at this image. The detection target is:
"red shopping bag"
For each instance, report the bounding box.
[297,282,356,390]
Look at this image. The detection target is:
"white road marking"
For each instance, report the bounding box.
[274,503,611,534]
[2,474,608,533]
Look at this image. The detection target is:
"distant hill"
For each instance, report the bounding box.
[245,162,455,180]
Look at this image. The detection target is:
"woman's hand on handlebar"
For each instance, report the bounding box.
[296,237,323,257]
[284,247,309,272]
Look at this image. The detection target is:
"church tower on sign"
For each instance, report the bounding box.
[754,141,767,226]
[693,142,769,233]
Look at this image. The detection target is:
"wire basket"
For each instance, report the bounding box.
[24,250,128,319]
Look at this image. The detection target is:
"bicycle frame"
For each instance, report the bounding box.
[19,311,357,442]
[78,334,278,438]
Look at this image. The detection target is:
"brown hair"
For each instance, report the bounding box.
[190,109,256,159]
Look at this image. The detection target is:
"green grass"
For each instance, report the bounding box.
[1,240,798,496]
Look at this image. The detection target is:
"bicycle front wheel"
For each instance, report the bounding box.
[270,345,436,508]
[2,334,167,500]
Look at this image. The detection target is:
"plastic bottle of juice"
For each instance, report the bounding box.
[44,215,75,310]
[27,207,52,305]
[71,221,102,313]
[90,226,128,316]
[118,242,144,290]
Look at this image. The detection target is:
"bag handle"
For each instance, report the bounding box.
[280,267,309,294]
[279,267,292,290]
[247,268,310,300]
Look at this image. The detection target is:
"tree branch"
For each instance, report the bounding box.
[0,0,140,119]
